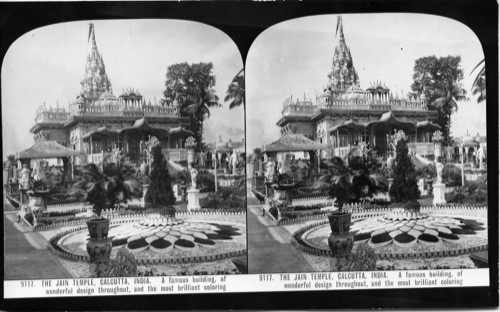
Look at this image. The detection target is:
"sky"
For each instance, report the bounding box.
[246,13,486,151]
[2,19,244,159]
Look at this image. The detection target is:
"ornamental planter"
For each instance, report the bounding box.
[86,218,112,262]
[86,237,113,263]
[327,212,354,257]
[86,218,110,240]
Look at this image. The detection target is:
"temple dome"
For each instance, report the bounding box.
[97,91,118,105]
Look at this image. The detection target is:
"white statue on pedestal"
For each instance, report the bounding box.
[265,161,275,182]
[278,154,291,175]
[435,160,444,184]
[190,167,198,189]
[478,146,485,168]
[20,164,30,189]
[230,152,238,174]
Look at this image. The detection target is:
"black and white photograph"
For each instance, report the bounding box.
[0,1,497,309]
[2,19,247,281]
[246,14,489,274]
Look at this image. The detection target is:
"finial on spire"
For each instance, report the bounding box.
[335,16,343,38]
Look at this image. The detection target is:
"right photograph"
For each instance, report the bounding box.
[246,14,488,274]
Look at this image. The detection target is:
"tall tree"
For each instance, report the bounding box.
[389,134,420,202]
[411,56,467,146]
[224,69,245,109]
[162,62,220,151]
[471,59,486,104]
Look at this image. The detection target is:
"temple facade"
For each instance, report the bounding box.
[276,17,440,159]
[29,23,191,165]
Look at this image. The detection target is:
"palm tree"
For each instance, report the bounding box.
[471,59,486,104]
[70,163,140,217]
[224,69,245,109]
[319,155,386,212]
[184,87,220,151]
[429,79,467,146]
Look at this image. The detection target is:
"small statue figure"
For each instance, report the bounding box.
[435,160,444,184]
[190,167,198,189]
[278,154,292,175]
[230,152,238,174]
[478,146,485,168]
[265,161,275,182]
[20,164,30,189]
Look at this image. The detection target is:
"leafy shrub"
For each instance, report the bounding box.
[403,200,421,213]
[332,243,377,271]
[442,164,462,186]
[145,145,176,208]
[200,186,245,211]
[159,206,176,218]
[390,139,420,202]
[445,180,488,205]
[90,248,137,277]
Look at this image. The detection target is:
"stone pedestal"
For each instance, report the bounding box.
[187,188,201,211]
[433,183,447,206]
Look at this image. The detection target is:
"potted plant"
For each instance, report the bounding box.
[327,175,355,257]
[71,163,137,262]
[322,155,385,257]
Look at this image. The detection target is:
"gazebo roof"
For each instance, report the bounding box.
[16,141,82,159]
[169,126,194,137]
[82,126,119,140]
[367,111,416,130]
[263,133,325,152]
[120,118,168,138]
[329,119,367,133]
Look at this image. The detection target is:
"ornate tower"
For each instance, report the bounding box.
[80,23,113,104]
[327,16,359,97]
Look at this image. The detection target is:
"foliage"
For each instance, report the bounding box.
[389,138,420,202]
[442,163,462,186]
[162,62,220,151]
[224,69,245,109]
[70,163,135,217]
[332,243,377,271]
[321,155,386,211]
[470,59,486,104]
[200,186,245,211]
[197,170,215,192]
[415,162,436,180]
[403,200,421,212]
[159,206,176,218]
[145,145,176,208]
[411,55,467,146]
[445,180,488,205]
[90,248,138,277]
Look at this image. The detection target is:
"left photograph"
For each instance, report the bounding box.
[2,20,246,278]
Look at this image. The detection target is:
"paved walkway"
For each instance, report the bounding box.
[247,191,314,273]
[4,199,73,280]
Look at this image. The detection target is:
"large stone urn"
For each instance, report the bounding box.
[86,219,112,263]
[327,212,354,257]
[187,149,195,167]
[434,142,442,159]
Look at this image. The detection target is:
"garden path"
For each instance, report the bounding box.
[247,192,314,273]
[4,199,73,280]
